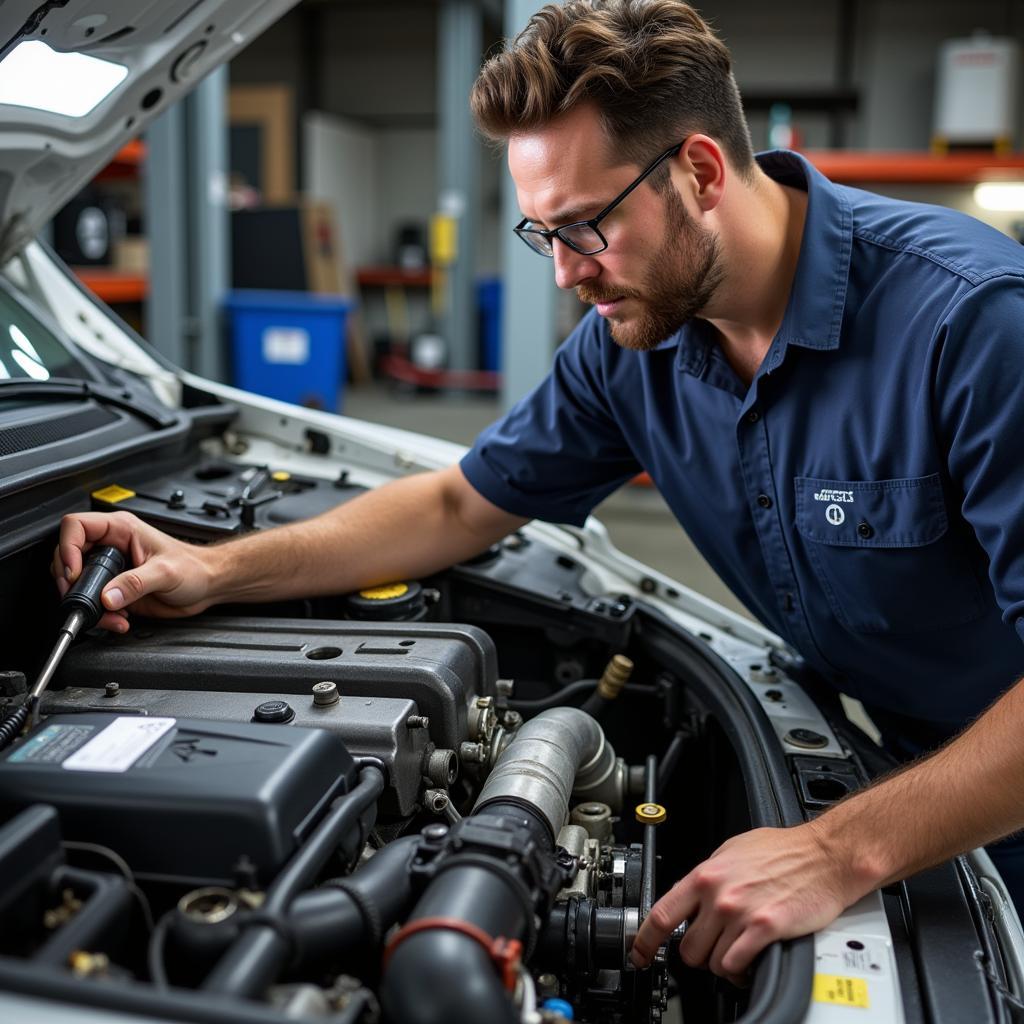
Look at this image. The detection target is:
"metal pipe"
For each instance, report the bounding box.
[641,754,657,919]
[30,610,85,701]
[473,707,621,835]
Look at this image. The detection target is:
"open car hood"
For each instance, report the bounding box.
[0,0,299,263]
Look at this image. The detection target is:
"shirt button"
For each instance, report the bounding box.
[746,410,760,423]
[857,521,874,539]
[757,494,773,508]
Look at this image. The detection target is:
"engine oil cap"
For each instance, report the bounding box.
[345,580,426,621]
[253,700,295,724]
[635,803,667,825]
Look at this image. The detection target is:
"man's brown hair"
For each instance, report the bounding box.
[471,0,755,183]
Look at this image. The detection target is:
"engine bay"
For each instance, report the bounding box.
[0,447,1001,1024]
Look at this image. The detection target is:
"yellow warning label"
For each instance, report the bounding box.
[813,974,870,1009]
[92,485,136,504]
[271,471,291,482]
[359,583,409,601]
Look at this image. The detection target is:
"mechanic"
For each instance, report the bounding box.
[55,0,1024,989]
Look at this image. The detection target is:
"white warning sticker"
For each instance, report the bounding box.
[62,717,176,773]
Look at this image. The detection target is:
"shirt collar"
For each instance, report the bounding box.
[757,149,853,352]
[669,149,853,371]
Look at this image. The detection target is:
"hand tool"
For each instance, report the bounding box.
[30,545,126,707]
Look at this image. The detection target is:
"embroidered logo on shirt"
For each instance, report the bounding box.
[813,488,854,503]
[825,504,846,526]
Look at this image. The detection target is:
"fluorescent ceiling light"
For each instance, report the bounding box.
[974,182,1024,211]
[10,324,40,362]
[0,40,127,117]
[9,324,48,380]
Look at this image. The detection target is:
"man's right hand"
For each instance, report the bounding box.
[52,511,219,632]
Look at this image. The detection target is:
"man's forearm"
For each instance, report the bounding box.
[204,467,526,605]
[814,675,1024,894]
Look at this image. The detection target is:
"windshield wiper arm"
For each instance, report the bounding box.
[0,377,178,429]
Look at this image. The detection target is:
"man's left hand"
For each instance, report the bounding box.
[629,821,861,984]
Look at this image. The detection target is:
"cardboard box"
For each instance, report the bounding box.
[229,85,295,203]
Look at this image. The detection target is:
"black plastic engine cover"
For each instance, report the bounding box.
[0,715,355,887]
[57,617,498,750]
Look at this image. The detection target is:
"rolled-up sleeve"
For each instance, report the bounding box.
[934,274,1024,644]
[460,312,641,526]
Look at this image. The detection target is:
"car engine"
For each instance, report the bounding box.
[0,458,745,1024]
[0,618,662,1024]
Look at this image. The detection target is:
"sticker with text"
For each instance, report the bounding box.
[813,974,870,1009]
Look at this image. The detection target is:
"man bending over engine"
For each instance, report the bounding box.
[57,0,1024,987]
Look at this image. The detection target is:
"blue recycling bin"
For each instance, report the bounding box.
[225,290,352,411]
[477,277,503,372]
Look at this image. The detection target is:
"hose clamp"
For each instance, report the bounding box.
[382,916,523,991]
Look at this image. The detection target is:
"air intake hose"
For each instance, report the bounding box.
[380,708,619,1024]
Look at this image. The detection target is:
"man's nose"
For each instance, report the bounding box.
[552,239,599,290]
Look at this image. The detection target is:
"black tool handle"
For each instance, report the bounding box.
[60,545,126,630]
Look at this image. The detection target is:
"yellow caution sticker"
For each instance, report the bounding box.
[271,471,291,482]
[92,485,136,504]
[359,583,409,601]
[813,974,870,1009]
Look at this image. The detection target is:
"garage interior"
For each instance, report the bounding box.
[3,2,1023,1022]
[55,0,1024,625]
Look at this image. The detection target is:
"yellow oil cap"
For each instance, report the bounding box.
[359,583,410,601]
[635,803,667,825]
[271,471,291,482]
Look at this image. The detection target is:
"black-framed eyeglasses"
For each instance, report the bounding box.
[514,140,685,258]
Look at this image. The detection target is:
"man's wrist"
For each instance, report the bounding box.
[201,539,238,606]
[805,800,897,900]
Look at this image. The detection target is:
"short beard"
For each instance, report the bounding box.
[578,186,724,351]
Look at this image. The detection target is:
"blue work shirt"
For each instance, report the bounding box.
[460,150,1024,726]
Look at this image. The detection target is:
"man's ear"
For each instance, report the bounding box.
[676,135,726,213]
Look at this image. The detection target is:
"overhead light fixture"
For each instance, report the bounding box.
[0,40,128,118]
[974,182,1024,211]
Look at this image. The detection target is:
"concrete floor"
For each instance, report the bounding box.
[343,382,755,621]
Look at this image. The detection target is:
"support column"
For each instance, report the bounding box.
[144,68,229,380]
[500,0,558,411]
[186,66,229,382]
[437,0,482,371]
[143,103,188,368]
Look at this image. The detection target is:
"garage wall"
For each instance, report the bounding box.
[232,0,1024,270]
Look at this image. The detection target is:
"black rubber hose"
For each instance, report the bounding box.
[33,867,134,967]
[200,765,384,998]
[381,864,523,1024]
[507,677,598,711]
[656,730,687,795]
[508,679,657,712]
[169,834,420,973]
[381,802,553,1024]
[288,834,420,962]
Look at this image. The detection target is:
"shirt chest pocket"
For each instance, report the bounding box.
[794,474,987,634]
